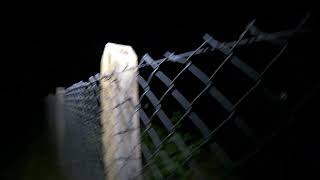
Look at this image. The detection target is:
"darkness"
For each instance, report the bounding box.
[1,6,318,180]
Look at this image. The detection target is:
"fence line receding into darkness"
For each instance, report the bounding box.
[46,13,310,180]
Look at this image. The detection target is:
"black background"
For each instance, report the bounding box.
[0,5,318,180]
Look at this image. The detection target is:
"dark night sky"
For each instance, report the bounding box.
[1,6,318,179]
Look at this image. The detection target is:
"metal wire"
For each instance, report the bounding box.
[49,14,309,180]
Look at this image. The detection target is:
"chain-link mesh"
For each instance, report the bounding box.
[62,74,105,180]
[48,13,310,180]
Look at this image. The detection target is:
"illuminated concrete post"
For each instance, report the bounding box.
[100,43,141,180]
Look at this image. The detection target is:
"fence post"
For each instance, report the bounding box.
[55,87,65,168]
[100,43,142,180]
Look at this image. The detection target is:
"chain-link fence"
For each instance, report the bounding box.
[46,14,309,180]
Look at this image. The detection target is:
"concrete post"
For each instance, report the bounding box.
[100,43,141,180]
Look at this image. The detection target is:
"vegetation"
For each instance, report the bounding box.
[142,111,237,179]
